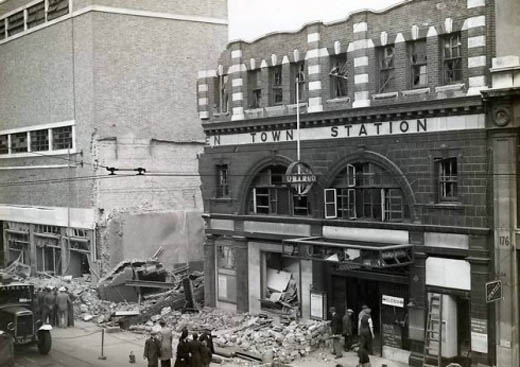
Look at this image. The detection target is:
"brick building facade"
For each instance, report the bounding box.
[0,0,227,276]
[197,1,520,366]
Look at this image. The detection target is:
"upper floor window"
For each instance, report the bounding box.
[213,74,229,113]
[270,66,283,106]
[409,39,427,88]
[216,164,229,198]
[11,132,27,153]
[325,162,409,222]
[7,11,24,37]
[442,34,462,84]
[290,62,305,103]
[247,69,262,109]
[47,0,70,21]
[0,18,5,40]
[329,54,348,98]
[378,45,395,92]
[52,126,73,150]
[30,129,49,151]
[27,2,45,29]
[248,165,310,216]
[0,135,9,154]
[435,157,458,201]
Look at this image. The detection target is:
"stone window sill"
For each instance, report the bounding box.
[435,83,465,93]
[211,197,233,202]
[326,97,351,104]
[424,202,464,210]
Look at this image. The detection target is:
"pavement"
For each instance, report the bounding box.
[13,321,409,367]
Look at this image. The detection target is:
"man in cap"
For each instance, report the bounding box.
[342,308,354,351]
[56,287,70,328]
[144,327,162,367]
[329,307,343,359]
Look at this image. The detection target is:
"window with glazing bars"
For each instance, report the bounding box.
[329,54,348,98]
[271,66,283,105]
[436,157,458,200]
[47,0,69,21]
[30,129,49,152]
[247,70,262,108]
[216,164,229,197]
[11,132,28,153]
[7,11,24,36]
[378,45,395,92]
[52,126,72,150]
[27,2,45,29]
[442,34,462,84]
[214,75,229,113]
[0,135,8,154]
[0,19,6,40]
[291,62,305,103]
[409,40,428,87]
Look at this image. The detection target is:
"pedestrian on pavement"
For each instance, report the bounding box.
[342,308,354,351]
[42,286,55,326]
[357,346,371,367]
[37,287,45,321]
[158,320,173,367]
[56,287,70,328]
[174,329,191,367]
[144,329,162,367]
[358,307,375,355]
[66,286,75,327]
[188,332,203,367]
[200,338,212,367]
[329,306,343,359]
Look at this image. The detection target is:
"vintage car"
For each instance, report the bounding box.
[0,279,52,354]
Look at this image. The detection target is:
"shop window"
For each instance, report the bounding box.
[30,129,49,152]
[378,45,395,92]
[217,245,237,303]
[261,252,299,312]
[27,2,45,29]
[213,74,229,113]
[270,66,283,105]
[11,132,28,153]
[216,164,229,198]
[247,69,262,108]
[324,162,408,222]
[329,54,348,98]
[435,157,458,201]
[7,11,24,36]
[0,135,8,154]
[47,0,69,21]
[290,62,305,103]
[52,125,72,150]
[248,165,310,217]
[442,34,462,84]
[409,39,427,88]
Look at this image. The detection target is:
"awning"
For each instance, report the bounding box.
[281,236,414,269]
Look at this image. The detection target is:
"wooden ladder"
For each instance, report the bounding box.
[424,293,443,367]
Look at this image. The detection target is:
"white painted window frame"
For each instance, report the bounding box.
[324,188,337,219]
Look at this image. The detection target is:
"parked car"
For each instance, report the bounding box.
[0,278,52,355]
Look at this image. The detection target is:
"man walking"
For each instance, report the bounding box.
[358,307,375,355]
[342,308,354,351]
[158,320,173,367]
[329,307,343,359]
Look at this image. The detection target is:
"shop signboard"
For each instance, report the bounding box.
[382,323,402,349]
[310,290,327,320]
[485,280,502,303]
[382,295,404,308]
[470,318,488,353]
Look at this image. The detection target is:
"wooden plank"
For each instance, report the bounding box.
[125,280,177,289]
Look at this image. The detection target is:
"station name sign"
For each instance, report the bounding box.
[208,114,485,147]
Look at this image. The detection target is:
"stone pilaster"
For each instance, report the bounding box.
[349,20,372,107]
[463,1,488,95]
[305,25,325,112]
[232,236,249,313]
[203,234,217,307]
[229,45,245,120]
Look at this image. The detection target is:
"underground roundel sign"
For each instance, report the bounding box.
[285,161,317,195]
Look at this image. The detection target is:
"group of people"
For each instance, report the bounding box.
[37,285,74,328]
[329,305,375,367]
[143,320,214,367]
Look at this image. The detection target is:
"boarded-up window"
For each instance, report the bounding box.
[11,132,28,153]
[7,11,24,36]
[27,2,45,29]
[52,125,73,150]
[30,129,49,152]
[0,135,8,154]
[47,0,69,21]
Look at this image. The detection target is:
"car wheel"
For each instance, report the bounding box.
[37,330,52,355]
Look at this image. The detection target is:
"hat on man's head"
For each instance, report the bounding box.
[361,304,368,310]
[329,306,336,313]
[347,309,354,314]
[58,287,66,292]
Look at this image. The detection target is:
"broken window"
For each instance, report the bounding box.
[247,69,262,108]
[217,245,237,303]
[409,40,428,87]
[27,2,45,29]
[290,62,305,103]
[435,157,458,201]
[7,11,24,37]
[325,162,408,222]
[6,231,30,265]
[11,132,28,153]
[216,164,229,198]
[52,125,73,150]
[248,165,311,216]
[442,34,462,84]
[47,0,69,21]
[329,54,348,98]
[30,129,50,152]
[0,135,8,154]
[213,74,229,113]
[270,66,283,105]
[261,252,299,313]
[378,45,395,92]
